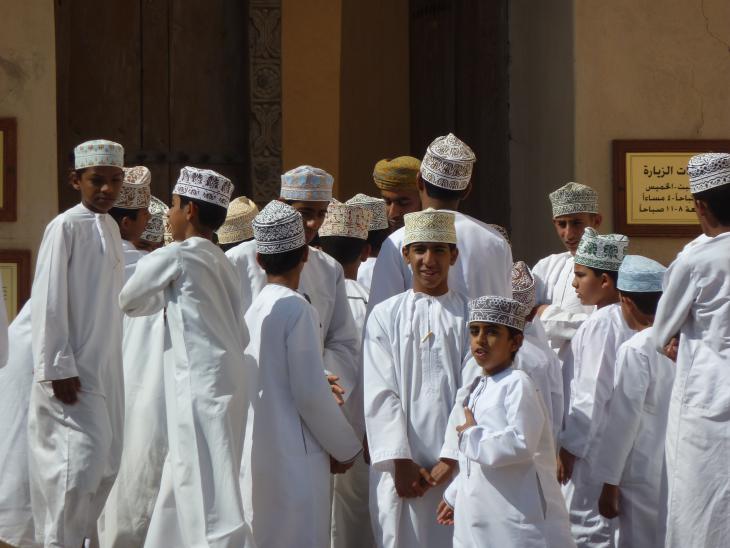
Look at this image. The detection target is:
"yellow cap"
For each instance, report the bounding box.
[373,156,421,191]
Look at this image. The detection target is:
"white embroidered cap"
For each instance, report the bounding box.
[319,202,371,240]
[468,296,526,332]
[173,166,233,209]
[420,133,476,191]
[687,152,730,194]
[74,139,124,169]
[217,196,259,245]
[403,208,457,246]
[617,255,666,293]
[114,166,151,209]
[345,193,389,231]
[511,261,536,311]
[574,227,629,271]
[280,165,334,202]
[549,182,599,218]
[253,200,306,254]
[140,196,168,243]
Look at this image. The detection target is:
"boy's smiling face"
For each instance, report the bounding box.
[469,322,522,374]
[72,166,124,213]
[402,241,458,296]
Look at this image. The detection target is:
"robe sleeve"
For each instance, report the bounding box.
[367,237,408,313]
[287,303,362,462]
[540,305,590,346]
[532,256,551,305]
[119,247,181,316]
[592,342,650,485]
[363,309,411,466]
[31,219,78,381]
[459,375,544,467]
[440,366,480,461]
[653,257,697,352]
[548,354,564,448]
[443,476,459,508]
[0,288,7,368]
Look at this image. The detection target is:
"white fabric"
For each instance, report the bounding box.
[28,203,124,548]
[0,288,7,368]
[119,237,253,548]
[357,256,376,292]
[227,241,360,397]
[121,239,145,282]
[98,247,167,548]
[0,303,36,547]
[364,289,470,548]
[445,368,575,548]
[592,327,675,548]
[368,210,513,311]
[243,283,361,548]
[561,303,634,547]
[652,231,730,548]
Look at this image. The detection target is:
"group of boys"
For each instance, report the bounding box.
[0,133,728,548]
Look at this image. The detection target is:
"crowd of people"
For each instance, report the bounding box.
[0,134,728,548]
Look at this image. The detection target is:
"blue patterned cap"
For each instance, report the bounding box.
[74,139,124,169]
[574,227,629,271]
[617,255,666,293]
[280,165,333,202]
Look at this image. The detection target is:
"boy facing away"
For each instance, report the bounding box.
[346,193,391,292]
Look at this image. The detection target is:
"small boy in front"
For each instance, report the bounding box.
[590,255,673,548]
[558,227,633,547]
[437,296,574,548]
[28,140,126,548]
[364,208,470,548]
[119,166,253,547]
[243,200,362,548]
[345,193,391,291]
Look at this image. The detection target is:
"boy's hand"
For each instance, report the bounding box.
[456,407,476,434]
[330,456,354,474]
[326,374,346,406]
[429,458,457,487]
[535,304,550,317]
[52,377,82,404]
[557,447,576,484]
[598,483,620,519]
[663,336,679,362]
[394,459,431,498]
[436,500,454,526]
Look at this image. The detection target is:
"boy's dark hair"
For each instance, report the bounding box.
[108,207,139,225]
[423,179,469,201]
[619,290,662,316]
[694,184,730,225]
[219,237,253,253]
[258,245,308,276]
[319,236,367,266]
[178,195,227,231]
[587,266,619,286]
[367,228,390,255]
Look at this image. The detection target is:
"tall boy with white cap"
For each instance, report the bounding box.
[242,200,362,548]
[28,140,126,547]
[652,152,730,548]
[364,208,471,548]
[590,255,673,548]
[119,167,254,547]
[368,133,512,311]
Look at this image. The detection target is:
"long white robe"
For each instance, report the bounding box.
[0,303,36,547]
[367,210,513,311]
[357,256,376,292]
[592,327,675,548]
[331,278,372,548]
[28,203,125,548]
[227,241,360,396]
[652,231,730,548]
[444,368,575,548]
[561,303,634,547]
[364,289,470,548]
[119,237,253,548]
[243,283,362,548]
[98,246,168,548]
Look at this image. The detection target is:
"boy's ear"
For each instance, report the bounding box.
[449,246,459,265]
[600,272,614,289]
[184,200,197,222]
[591,213,603,229]
[69,170,81,190]
[693,198,709,219]
[401,245,410,263]
[511,332,524,353]
[460,181,473,201]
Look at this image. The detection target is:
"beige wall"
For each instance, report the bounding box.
[0,0,57,277]
[573,0,730,265]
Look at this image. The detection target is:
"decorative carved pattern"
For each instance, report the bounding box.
[249,0,282,203]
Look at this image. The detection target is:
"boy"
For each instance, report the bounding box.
[226,165,359,407]
[372,156,422,230]
[135,196,168,252]
[368,134,512,310]
[558,227,632,547]
[437,296,574,548]
[653,152,730,547]
[217,195,258,252]
[119,166,253,547]
[243,200,362,548]
[28,139,126,547]
[364,208,470,548]
[591,255,672,547]
[345,193,390,291]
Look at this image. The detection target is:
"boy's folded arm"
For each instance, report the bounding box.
[119,249,181,316]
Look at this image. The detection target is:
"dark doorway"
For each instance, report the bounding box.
[55,0,250,211]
